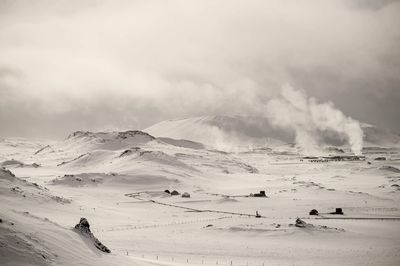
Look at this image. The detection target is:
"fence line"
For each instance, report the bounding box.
[93,215,235,233]
[125,194,266,218]
[115,251,274,266]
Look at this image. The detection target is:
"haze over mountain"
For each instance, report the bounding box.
[145,115,400,153]
[0,0,399,138]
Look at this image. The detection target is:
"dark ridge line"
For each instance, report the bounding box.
[33,145,51,155]
[57,152,90,166]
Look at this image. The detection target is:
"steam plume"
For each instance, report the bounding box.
[266,85,363,154]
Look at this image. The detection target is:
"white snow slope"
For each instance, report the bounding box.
[1,122,400,266]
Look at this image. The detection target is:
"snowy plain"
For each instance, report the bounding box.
[1,116,400,266]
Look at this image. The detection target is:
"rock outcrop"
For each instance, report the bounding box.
[295,218,307,228]
[0,167,16,181]
[74,218,110,253]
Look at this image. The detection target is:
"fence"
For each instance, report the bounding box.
[115,251,275,266]
[93,216,234,233]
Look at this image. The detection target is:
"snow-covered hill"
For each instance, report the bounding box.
[145,116,292,151]
[1,118,400,266]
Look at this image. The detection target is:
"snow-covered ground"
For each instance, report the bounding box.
[1,118,400,266]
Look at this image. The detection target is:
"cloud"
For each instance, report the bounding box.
[266,85,364,154]
[0,0,399,138]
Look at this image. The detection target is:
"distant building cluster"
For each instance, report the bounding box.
[303,155,366,163]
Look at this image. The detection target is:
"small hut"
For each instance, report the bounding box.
[334,208,343,215]
[181,192,190,198]
[253,191,266,197]
[171,190,180,196]
[330,208,343,215]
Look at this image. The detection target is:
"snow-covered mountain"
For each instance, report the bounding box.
[361,123,400,147]
[145,116,292,150]
[145,115,400,150]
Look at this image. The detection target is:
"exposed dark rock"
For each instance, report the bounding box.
[326,147,345,153]
[380,166,400,173]
[117,130,155,140]
[11,186,23,193]
[309,209,319,215]
[237,162,259,173]
[74,218,110,253]
[0,167,16,181]
[67,131,96,139]
[75,218,91,234]
[295,218,307,228]
[34,145,51,155]
[119,149,133,157]
[57,153,90,167]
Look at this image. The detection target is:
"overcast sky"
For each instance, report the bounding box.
[0,0,399,139]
